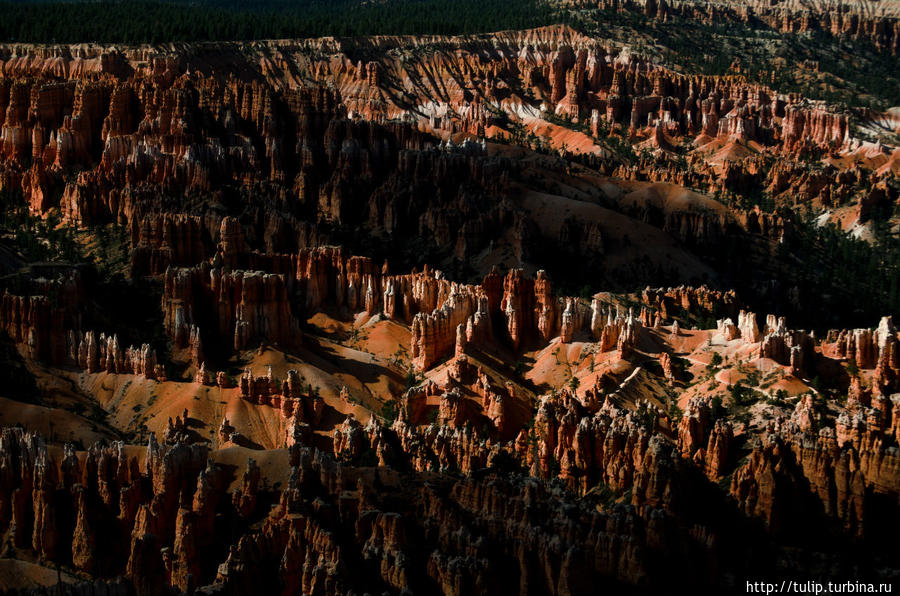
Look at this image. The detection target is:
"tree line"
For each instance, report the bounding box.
[0,0,559,43]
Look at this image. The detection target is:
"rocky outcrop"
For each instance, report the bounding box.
[130,213,210,277]
[825,317,900,394]
[659,351,679,381]
[677,397,732,479]
[239,367,325,431]
[731,390,900,538]
[66,329,159,379]
[0,267,168,378]
[757,316,814,374]
[0,292,67,364]
[163,264,301,352]
[411,283,481,371]
[782,103,849,151]
[0,267,84,365]
[642,285,741,322]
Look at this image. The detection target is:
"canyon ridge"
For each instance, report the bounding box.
[0,1,898,594]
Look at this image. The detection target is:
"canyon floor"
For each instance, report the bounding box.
[0,1,899,594]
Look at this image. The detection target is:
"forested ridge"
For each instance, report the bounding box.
[0,0,559,43]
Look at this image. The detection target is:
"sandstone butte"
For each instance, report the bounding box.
[0,8,899,595]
